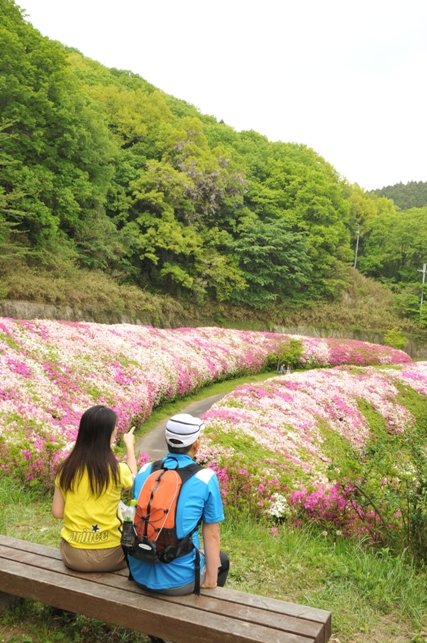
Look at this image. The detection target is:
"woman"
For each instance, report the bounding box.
[52,405,137,572]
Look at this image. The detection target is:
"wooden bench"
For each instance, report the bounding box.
[0,535,331,643]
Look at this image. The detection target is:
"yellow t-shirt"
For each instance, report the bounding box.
[56,462,133,549]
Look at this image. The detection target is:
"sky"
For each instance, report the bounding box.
[18,0,427,191]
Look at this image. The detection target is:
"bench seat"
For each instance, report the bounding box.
[0,535,331,643]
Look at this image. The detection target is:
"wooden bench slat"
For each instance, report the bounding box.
[0,558,316,643]
[203,588,331,643]
[0,546,323,643]
[0,535,61,559]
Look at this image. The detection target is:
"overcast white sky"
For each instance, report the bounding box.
[18,0,427,190]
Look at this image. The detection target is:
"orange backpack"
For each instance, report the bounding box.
[125,458,203,566]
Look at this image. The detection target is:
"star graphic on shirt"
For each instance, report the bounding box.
[91,524,100,533]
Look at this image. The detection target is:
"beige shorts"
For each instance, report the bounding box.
[60,538,126,572]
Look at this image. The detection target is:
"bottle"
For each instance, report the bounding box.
[123,499,137,521]
[121,500,137,550]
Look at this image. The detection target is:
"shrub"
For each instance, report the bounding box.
[383,327,408,350]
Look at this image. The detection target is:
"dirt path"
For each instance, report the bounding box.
[135,393,226,460]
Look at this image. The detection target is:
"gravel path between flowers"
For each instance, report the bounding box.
[135,393,226,460]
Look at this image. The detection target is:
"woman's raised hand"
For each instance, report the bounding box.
[123,427,137,476]
[123,426,136,448]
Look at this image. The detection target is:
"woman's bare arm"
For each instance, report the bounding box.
[52,486,65,519]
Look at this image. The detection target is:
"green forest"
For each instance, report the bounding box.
[372,180,427,210]
[1,0,427,328]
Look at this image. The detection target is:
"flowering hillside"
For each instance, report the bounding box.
[201,364,425,484]
[0,317,410,486]
[199,362,427,553]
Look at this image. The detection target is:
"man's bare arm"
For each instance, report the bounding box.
[201,522,220,588]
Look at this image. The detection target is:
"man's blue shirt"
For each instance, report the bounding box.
[128,453,224,590]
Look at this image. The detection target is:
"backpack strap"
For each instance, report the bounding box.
[123,549,134,581]
[194,548,201,595]
[151,459,164,473]
[152,457,202,476]
[121,461,165,579]
[159,459,203,594]
[176,462,203,483]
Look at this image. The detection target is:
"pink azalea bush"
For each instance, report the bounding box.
[0,317,411,488]
[297,336,412,367]
[198,362,427,547]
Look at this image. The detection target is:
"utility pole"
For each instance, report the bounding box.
[353,224,360,269]
[418,263,426,317]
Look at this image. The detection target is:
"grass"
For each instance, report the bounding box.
[0,260,184,327]
[0,601,151,643]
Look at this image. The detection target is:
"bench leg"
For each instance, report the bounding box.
[0,591,17,615]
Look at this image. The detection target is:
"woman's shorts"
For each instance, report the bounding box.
[60,538,126,572]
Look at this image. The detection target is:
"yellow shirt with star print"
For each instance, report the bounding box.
[56,462,133,549]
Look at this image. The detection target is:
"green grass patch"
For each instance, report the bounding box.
[317,417,355,465]
[396,383,427,435]
[0,476,59,547]
[0,331,20,351]
[222,514,427,641]
[0,600,151,643]
[357,399,388,439]
[206,428,309,487]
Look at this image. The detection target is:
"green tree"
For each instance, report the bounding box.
[238,140,352,299]
[1,0,362,312]
[358,207,427,284]
[0,123,27,265]
[229,216,312,309]
[0,0,119,267]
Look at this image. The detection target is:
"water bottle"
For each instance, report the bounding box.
[121,500,136,551]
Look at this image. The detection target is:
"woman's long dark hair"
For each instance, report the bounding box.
[56,405,120,497]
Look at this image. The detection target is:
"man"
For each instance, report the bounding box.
[128,413,229,597]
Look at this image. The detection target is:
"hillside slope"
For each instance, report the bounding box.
[0,0,400,314]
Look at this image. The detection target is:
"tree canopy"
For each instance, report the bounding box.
[1,0,425,320]
[371,181,427,211]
